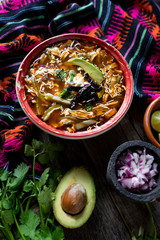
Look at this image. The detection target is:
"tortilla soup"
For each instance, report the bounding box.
[24,39,126,133]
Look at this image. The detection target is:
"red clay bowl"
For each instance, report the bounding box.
[16,33,134,140]
[143,97,160,148]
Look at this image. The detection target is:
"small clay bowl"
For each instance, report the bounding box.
[106,140,160,202]
[143,97,160,149]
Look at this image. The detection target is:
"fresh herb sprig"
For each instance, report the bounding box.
[56,69,68,82]
[0,139,64,240]
[132,203,160,240]
[60,88,73,99]
[69,70,75,82]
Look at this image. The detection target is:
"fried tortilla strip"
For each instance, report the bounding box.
[63,108,95,119]
[104,108,117,120]
[92,104,109,116]
[105,100,120,108]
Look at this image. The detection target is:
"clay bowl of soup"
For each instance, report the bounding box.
[16,33,134,139]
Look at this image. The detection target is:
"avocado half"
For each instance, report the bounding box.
[53,167,96,229]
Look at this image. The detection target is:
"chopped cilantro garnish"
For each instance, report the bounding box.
[60,88,72,99]
[80,54,84,58]
[70,70,75,82]
[56,68,68,82]
[85,102,93,112]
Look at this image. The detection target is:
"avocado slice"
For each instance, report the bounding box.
[53,167,96,229]
[68,58,104,85]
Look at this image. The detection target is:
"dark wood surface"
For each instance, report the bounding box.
[39,1,160,239]
[39,94,160,240]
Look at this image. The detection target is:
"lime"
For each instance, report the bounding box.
[151,110,160,132]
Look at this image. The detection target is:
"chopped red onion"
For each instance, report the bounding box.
[116,148,159,193]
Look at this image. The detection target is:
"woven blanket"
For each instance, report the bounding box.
[0,0,160,170]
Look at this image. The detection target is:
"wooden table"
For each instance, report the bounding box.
[38,94,160,240]
[37,1,160,239]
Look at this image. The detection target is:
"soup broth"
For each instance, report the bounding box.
[24,39,126,132]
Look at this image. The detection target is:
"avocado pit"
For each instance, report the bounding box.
[61,183,87,215]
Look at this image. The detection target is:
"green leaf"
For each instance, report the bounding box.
[70,70,75,82]
[14,198,20,215]
[2,199,12,210]
[0,224,4,229]
[0,170,9,182]
[38,168,50,190]
[39,141,64,163]
[19,209,40,239]
[14,163,29,179]
[23,179,34,193]
[32,139,43,150]
[2,210,14,226]
[35,225,52,240]
[9,163,29,190]
[46,217,54,227]
[52,226,64,240]
[84,102,92,112]
[48,168,63,191]
[60,88,72,99]
[24,144,34,157]
[47,142,64,162]
[60,88,68,98]
[38,152,49,165]
[0,168,4,177]
[38,187,53,215]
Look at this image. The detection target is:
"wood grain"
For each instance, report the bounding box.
[37,93,160,240]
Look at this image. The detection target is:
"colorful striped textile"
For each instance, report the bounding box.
[0,0,160,169]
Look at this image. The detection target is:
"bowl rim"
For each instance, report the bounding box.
[143,97,160,148]
[107,140,160,202]
[16,33,134,139]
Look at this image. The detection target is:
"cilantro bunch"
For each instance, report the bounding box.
[0,139,64,240]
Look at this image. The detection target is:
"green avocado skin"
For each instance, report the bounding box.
[53,167,96,229]
[68,58,104,85]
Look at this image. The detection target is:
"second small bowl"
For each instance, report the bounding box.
[143,97,160,149]
[107,140,160,202]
